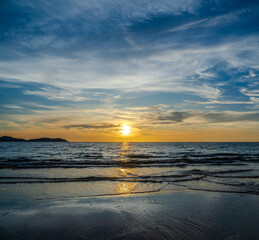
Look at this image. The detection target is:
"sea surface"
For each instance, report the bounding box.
[0,142,258,200]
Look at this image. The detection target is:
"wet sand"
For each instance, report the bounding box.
[1,191,259,240]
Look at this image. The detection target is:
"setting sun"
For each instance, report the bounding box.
[121,125,131,136]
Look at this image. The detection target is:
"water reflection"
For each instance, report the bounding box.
[116,142,137,196]
[119,142,130,161]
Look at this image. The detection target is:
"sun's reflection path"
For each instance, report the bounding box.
[119,141,130,161]
[116,142,137,196]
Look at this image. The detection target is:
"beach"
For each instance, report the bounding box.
[0,142,258,239]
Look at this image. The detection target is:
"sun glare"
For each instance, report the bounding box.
[121,125,131,136]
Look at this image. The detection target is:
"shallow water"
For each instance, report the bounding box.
[0,142,258,200]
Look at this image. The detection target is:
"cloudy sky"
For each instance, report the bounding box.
[0,0,259,141]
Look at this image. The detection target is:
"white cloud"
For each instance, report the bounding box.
[240,88,259,97]
[1,105,23,109]
[22,86,104,102]
[250,97,259,102]
[186,100,255,105]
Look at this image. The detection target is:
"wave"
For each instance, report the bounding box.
[0,156,258,169]
[0,168,257,183]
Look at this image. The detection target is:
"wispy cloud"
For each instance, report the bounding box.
[240,88,259,97]
[23,87,90,102]
[186,100,256,105]
[64,123,120,129]
[142,108,259,124]
[166,6,258,33]
[1,105,23,109]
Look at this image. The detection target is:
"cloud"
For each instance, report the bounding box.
[156,111,194,122]
[240,88,259,97]
[240,88,259,104]
[1,105,23,109]
[145,109,259,124]
[250,97,259,102]
[63,123,120,129]
[23,86,97,102]
[165,4,259,34]
[40,117,71,124]
[23,103,60,110]
[201,112,259,123]
[186,100,256,105]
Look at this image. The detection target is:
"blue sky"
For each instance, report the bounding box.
[0,0,259,141]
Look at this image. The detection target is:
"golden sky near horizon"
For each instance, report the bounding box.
[1,123,258,142]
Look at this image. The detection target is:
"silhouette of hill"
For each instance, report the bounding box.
[0,136,26,142]
[28,138,68,142]
[0,136,68,142]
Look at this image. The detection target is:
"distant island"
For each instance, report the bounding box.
[0,136,68,142]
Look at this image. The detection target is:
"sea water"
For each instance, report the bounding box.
[0,142,258,200]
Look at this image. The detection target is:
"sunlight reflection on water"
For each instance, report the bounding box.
[116,142,137,196]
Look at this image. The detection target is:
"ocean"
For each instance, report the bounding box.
[0,142,258,199]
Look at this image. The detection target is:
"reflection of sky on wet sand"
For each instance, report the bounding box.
[1,191,259,240]
[116,142,137,196]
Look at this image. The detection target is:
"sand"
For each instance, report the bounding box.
[0,190,258,240]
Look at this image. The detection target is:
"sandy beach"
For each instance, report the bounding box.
[1,190,259,240]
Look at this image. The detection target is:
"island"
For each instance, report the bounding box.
[0,136,68,142]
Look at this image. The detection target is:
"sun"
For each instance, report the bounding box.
[121,125,131,136]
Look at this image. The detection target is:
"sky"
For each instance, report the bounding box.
[0,0,259,142]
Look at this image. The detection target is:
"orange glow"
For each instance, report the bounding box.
[116,181,137,195]
[1,125,259,142]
